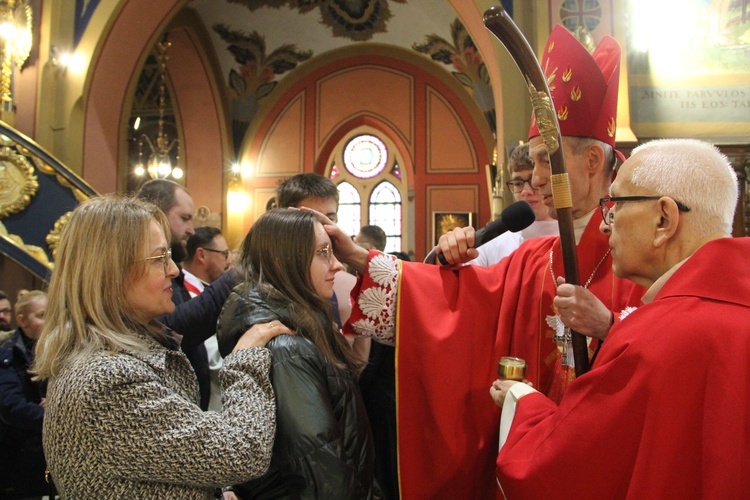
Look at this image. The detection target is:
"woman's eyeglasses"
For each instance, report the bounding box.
[140,249,173,274]
[315,244,333,264]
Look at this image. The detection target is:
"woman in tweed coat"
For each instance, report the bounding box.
[33,196,289,498]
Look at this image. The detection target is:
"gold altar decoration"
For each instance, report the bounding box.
[45,210,71,261]
[0,221,51,267]
[0,141,37,218]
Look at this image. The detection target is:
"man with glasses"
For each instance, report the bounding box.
[490,138,748,497]
[184,226,233,289]
[182,226,234,411]
[324,26,646,498]
[471,143,558,267]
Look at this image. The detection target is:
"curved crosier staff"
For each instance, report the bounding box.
[483,6,589,376]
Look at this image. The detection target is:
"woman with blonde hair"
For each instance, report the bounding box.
[217,209,377,499]
[35,195,286,497]
[0,289,48,497]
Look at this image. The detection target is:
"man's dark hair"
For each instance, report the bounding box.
[186,226,223,262]
[0,290,7,301]
[276,173,339,208]
[357,225,387,251]
[136,179,184,213]
[389,251,411,262]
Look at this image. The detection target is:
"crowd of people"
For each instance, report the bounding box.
[0,21,747,500]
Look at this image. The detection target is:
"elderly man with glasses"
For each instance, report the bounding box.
[490,138,748,498]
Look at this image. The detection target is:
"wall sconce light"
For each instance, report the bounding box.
[49,45,63,68]
[227,162,249,212]
[49,45,85,74]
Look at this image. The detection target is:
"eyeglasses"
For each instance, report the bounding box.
[140,248,173,274]
[505,178,538,194]
[599,196,691,226]
[0,308,11,315]
[315,244,334,264]
[201,247,231,259]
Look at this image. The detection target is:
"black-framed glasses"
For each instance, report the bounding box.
[599,196,690,226]
[202,247,231,259]
[505,178,538,194]
[140,248,173,274]
[315,244,333,264]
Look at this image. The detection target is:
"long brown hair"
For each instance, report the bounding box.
[237,209,362,375]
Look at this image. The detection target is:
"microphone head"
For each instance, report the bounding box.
[501,200,536,232]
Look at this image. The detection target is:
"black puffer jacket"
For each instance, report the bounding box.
[217,283,377,499]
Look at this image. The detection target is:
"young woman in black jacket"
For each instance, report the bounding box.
[217,209,378,499]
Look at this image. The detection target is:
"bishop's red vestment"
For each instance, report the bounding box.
[346,215,645,498]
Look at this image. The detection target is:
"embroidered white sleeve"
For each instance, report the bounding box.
[359,287,390,319]
[349,254,398,344]
[370,254,399,288]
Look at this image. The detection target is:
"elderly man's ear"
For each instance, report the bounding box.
[653,198,681,247]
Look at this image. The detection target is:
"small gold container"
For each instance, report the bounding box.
[498,356,526,381]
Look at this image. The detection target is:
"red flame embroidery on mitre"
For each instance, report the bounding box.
[528,25,621,149]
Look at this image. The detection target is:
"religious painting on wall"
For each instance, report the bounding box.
[433,212,473,246]
[548,0,750,140]
[623,0,750,140]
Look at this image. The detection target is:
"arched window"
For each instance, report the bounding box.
[337,181,361,239]
[369,181,401,252]
[329,133,407,252]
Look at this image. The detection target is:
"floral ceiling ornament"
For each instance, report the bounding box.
[226,0,405,41]
[413,19,496,133]
[214,24,313,153]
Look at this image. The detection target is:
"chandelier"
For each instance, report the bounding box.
[0,0,32,121]
[133,37,183,180]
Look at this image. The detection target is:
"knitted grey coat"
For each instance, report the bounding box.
[43,332,276,498]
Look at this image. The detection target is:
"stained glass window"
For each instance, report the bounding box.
[336,181,361,238]
[329,162,340,180]
[343,135,387,179]
[391,162,402,180]
[369,181,402,253]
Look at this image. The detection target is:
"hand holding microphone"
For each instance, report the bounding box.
[425,201,536,266]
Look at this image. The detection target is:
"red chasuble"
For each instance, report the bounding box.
[348,215,644,499]
[497,237,750,498]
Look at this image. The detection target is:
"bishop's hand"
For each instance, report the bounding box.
[553,276,614,340]
[436,226,479,266]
